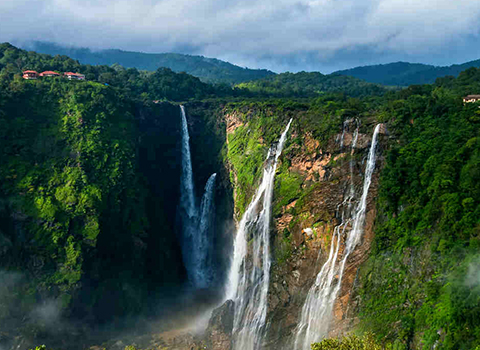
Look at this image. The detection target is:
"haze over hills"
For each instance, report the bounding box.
[334,60,480,86]
[22,41,480,90]
[22,41,275,85]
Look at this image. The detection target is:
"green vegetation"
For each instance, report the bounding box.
[357,70,480,349]
[26,40,275,85]
[273,160,303,215]
[2,43,402,102]
[237,71,390,98]
[223,95,372,217]
[0,42,217,101]
[0,79,141,296]
[224,107,290,215]
[311,333,385,350]
[0,63,191,340]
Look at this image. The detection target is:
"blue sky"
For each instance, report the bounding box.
[2,0,480,73]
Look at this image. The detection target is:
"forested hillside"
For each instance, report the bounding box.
[357,70,480,350]
[0,43,219,101]
[236,71,391,97]
[23,41,275,85]
[1,43,390,101]
[335,59,480,86]
[202,69,480,350]
[0,76,190,338]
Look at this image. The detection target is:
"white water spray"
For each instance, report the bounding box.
[226,119,293,350]
[294,124,381,350]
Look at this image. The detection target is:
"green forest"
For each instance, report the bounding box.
[25,41,276,85]
[236,71,390,97]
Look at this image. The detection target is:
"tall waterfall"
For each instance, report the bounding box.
[179,105,217,289]
[226,119,293,350]
[294,124,381,350]
[180,105,197,219]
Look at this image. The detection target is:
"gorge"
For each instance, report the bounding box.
[2,43,480,350]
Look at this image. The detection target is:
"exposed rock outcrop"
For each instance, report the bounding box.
[264,123,385,349]
[225,112,244,135]
[202,114,387,350]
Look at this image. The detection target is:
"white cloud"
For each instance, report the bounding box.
[2,0,480,71]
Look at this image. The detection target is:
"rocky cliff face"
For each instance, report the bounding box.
[204,107,388,349]
[265,122,386,349]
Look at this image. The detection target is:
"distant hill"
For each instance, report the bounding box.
[334,60,480,86]
[0,42,220,101]
[236,71,390,97]
[22,41,275,85]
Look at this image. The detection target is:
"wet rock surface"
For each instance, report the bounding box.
[204,300,235,350]
[195,116,387,350]
[263,124,386,349]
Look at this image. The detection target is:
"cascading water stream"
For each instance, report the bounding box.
[195,173,217,288]
[226,119,293,350]
[294,124,381,350]
[180,105,197,219]
[179,105,217,289]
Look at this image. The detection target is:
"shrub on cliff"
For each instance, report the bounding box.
[311,333,384,350]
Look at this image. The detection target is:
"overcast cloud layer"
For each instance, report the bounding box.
[2,0,480,72]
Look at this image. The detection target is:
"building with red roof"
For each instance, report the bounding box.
[64,72,86,80]
[39,71,60,77]
[22,70,39,80]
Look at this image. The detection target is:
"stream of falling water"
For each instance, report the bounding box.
[180,105,197,219]
[226,119,293,350]
[179,105,217,289]
[195,173,217,287]
[294,124,380,350]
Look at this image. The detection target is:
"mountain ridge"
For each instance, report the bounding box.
[20,41,275,85]
[21,41,480,88]
[334,59,480,86]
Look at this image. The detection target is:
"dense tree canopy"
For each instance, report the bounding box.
[0,43,216,102]
[236,71,391,98]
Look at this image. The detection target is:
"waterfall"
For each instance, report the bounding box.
[294,124,381,350]
[179,105,217,289]
[195,173,217,288]
[339,121,346,149]
[180,105,197,219]
[226,119,292,350]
